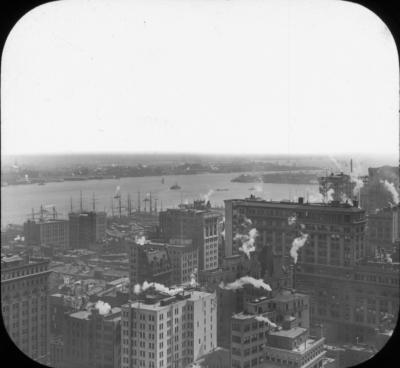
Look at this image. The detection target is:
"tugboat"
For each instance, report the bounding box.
[170,183,181,190]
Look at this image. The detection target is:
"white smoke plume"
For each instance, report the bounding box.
[308,192,324,203]
[351,176,364,196]
[190,268,198,287]
[95,300,112,315]
[385,253,393,264]
[326,188,334,202]
[290,233,309,264]
[381,180,399,204]
[133,281,184,296]
[203,189,214,202]
[235,228,258,259]
[328,156,341,171]
[221,229,225,239]
[288,215,297,226]
[255,315,277,328]
[254,183,263,193]
[242,216,252,226]
[340,193,353,205]
[135,235,146,245]
[220,276,272,292]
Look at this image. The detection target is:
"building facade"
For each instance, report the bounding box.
[230,292,324,368]
[167,238,199,285]
[24,218,69,249]
[318,173,356,202]
[68,211,107,249]
[224,197,398,344]
[62,306,121,368]
[367,205,399,253]
[1,255,51,364]
[121,289,217,368]
[159,201,222,271]
[128,240,173,296]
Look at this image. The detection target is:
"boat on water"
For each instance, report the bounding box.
[170,183,181,190]
[215,188,229,191]
[248,187,256,191]
[38,181,46,186]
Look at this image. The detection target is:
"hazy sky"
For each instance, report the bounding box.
[1,0,398,156]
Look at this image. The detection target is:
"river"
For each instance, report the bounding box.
[1,172,319,227]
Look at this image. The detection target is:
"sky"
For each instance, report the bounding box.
[1,0,399,157]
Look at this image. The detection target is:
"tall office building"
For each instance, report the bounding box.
[224,196,399,343]
[24,218,69,249]
[224,196,366,265]
[1,255,51,364]
[121,288,217,368]
[159,201,222,271]
[318,172,356,202]
[62,305,121,368]
[68,211,107,249]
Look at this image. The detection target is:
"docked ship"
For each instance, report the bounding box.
[170,183,181,190]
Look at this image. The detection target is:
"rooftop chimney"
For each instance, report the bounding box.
[298,197,304,205]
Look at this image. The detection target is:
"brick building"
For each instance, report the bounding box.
[62,306,121,368]
[1,255,51,364]
[159,201,222,271]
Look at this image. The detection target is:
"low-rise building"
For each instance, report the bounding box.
[62,305,121,368]
[24,218,69,249]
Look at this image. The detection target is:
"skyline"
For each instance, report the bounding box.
[1,0,398,157]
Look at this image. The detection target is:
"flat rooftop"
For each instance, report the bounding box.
[269,326,307,339]
[70,307,121,319]
[128,290,212,311]
[225,198,363,212]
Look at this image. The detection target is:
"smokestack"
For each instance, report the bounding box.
[350,159,353,173]
[298,197,304,205]
[291,263,296,289]
[353,199,358,208]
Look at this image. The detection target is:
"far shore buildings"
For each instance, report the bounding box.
[1,254,51,365]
